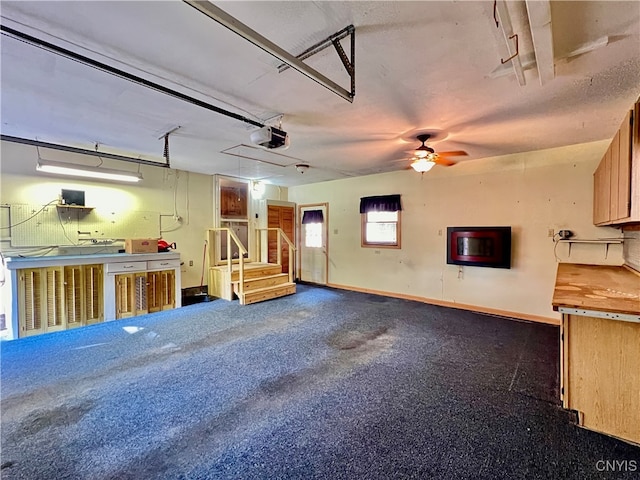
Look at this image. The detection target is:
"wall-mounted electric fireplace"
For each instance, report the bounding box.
[446,226,512,269]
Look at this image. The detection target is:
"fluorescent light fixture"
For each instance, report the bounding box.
[36,159,142,183]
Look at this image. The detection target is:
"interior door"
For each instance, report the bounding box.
[299,204,328,285]
[267,205,294,273]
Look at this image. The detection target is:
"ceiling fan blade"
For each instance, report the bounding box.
[438,150,468,157]
[433,156,457,166]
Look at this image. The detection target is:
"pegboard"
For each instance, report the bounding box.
[7,204,160,247]
[83,208,160,240]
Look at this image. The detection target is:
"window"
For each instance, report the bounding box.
[302,209,324,248]
[361,210,401,247]
[304,223,323,248]
[359,195,402,248]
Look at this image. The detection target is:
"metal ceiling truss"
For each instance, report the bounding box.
[277,25,355,100]
[183,1,355,103]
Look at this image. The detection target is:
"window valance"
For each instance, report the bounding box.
[359,194,402,214]
[302,209,324,224]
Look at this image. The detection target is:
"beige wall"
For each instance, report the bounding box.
[1,141,214,288]
[289,141,624,320]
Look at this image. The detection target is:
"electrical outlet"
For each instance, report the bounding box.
[189,260,193,266]
[548,229,554,237]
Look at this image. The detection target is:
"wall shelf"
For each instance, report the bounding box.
[558,239,624,259]
[56,205,94,210]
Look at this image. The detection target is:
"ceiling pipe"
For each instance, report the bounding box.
[183,0,354,103]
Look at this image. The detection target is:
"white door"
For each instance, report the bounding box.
[299,204,328,285]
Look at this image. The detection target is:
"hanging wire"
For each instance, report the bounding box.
[57,208,78,245]
[0,199,59,229]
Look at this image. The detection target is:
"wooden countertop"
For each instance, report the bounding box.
[552,263,640,316]
[5,252,181,270]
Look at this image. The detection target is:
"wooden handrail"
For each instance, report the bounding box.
[207,227,248,298]
[255,227,296,283]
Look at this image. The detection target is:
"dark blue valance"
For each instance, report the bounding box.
[302,209,324,224]
[359,194,402,214]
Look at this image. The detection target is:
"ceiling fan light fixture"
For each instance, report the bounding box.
[410,157,436,173]
[414,148,429,158]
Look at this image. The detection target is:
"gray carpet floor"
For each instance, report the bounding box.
[1,284,638,479]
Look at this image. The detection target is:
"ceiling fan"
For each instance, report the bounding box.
[408,134,468,172]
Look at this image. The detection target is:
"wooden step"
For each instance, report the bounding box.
[233,273,290,293]
[228,263,282,282]
[239,282,296,305]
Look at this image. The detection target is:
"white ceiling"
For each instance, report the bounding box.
[1,1,639,187]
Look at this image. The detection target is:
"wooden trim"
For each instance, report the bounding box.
[297,202,329,284]
[327,282,561,326]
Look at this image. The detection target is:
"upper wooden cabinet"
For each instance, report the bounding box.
[593,100,639,226]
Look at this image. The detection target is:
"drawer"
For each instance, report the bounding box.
[147,259,181,270]
[105,261,147,274]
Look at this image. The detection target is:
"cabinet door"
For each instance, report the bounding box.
[565,314,640,444]
[44,267,65,333]
[64,265,85,328]
[84,264,104,324]
[609,130,620,219]
[18,267,65,337]
[147,271,162,313]
[148,270,176,312]
[160,270,176,310]
[593,148,611,224]
[64,264,103,327]
[18,268,44,336]
[115,273,136,319]
[134,272,148,316]
[613,109,632,221]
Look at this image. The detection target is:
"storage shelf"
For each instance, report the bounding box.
[558,239,624,259]
[56,205,94,210]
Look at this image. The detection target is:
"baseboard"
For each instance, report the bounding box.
[326,282,561,326]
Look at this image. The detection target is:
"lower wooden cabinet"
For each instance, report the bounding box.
[561,313,640,445]
[17,264,104,337]
[148,269,176,313]
[6,253,182,340]
[115,270,175,319]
